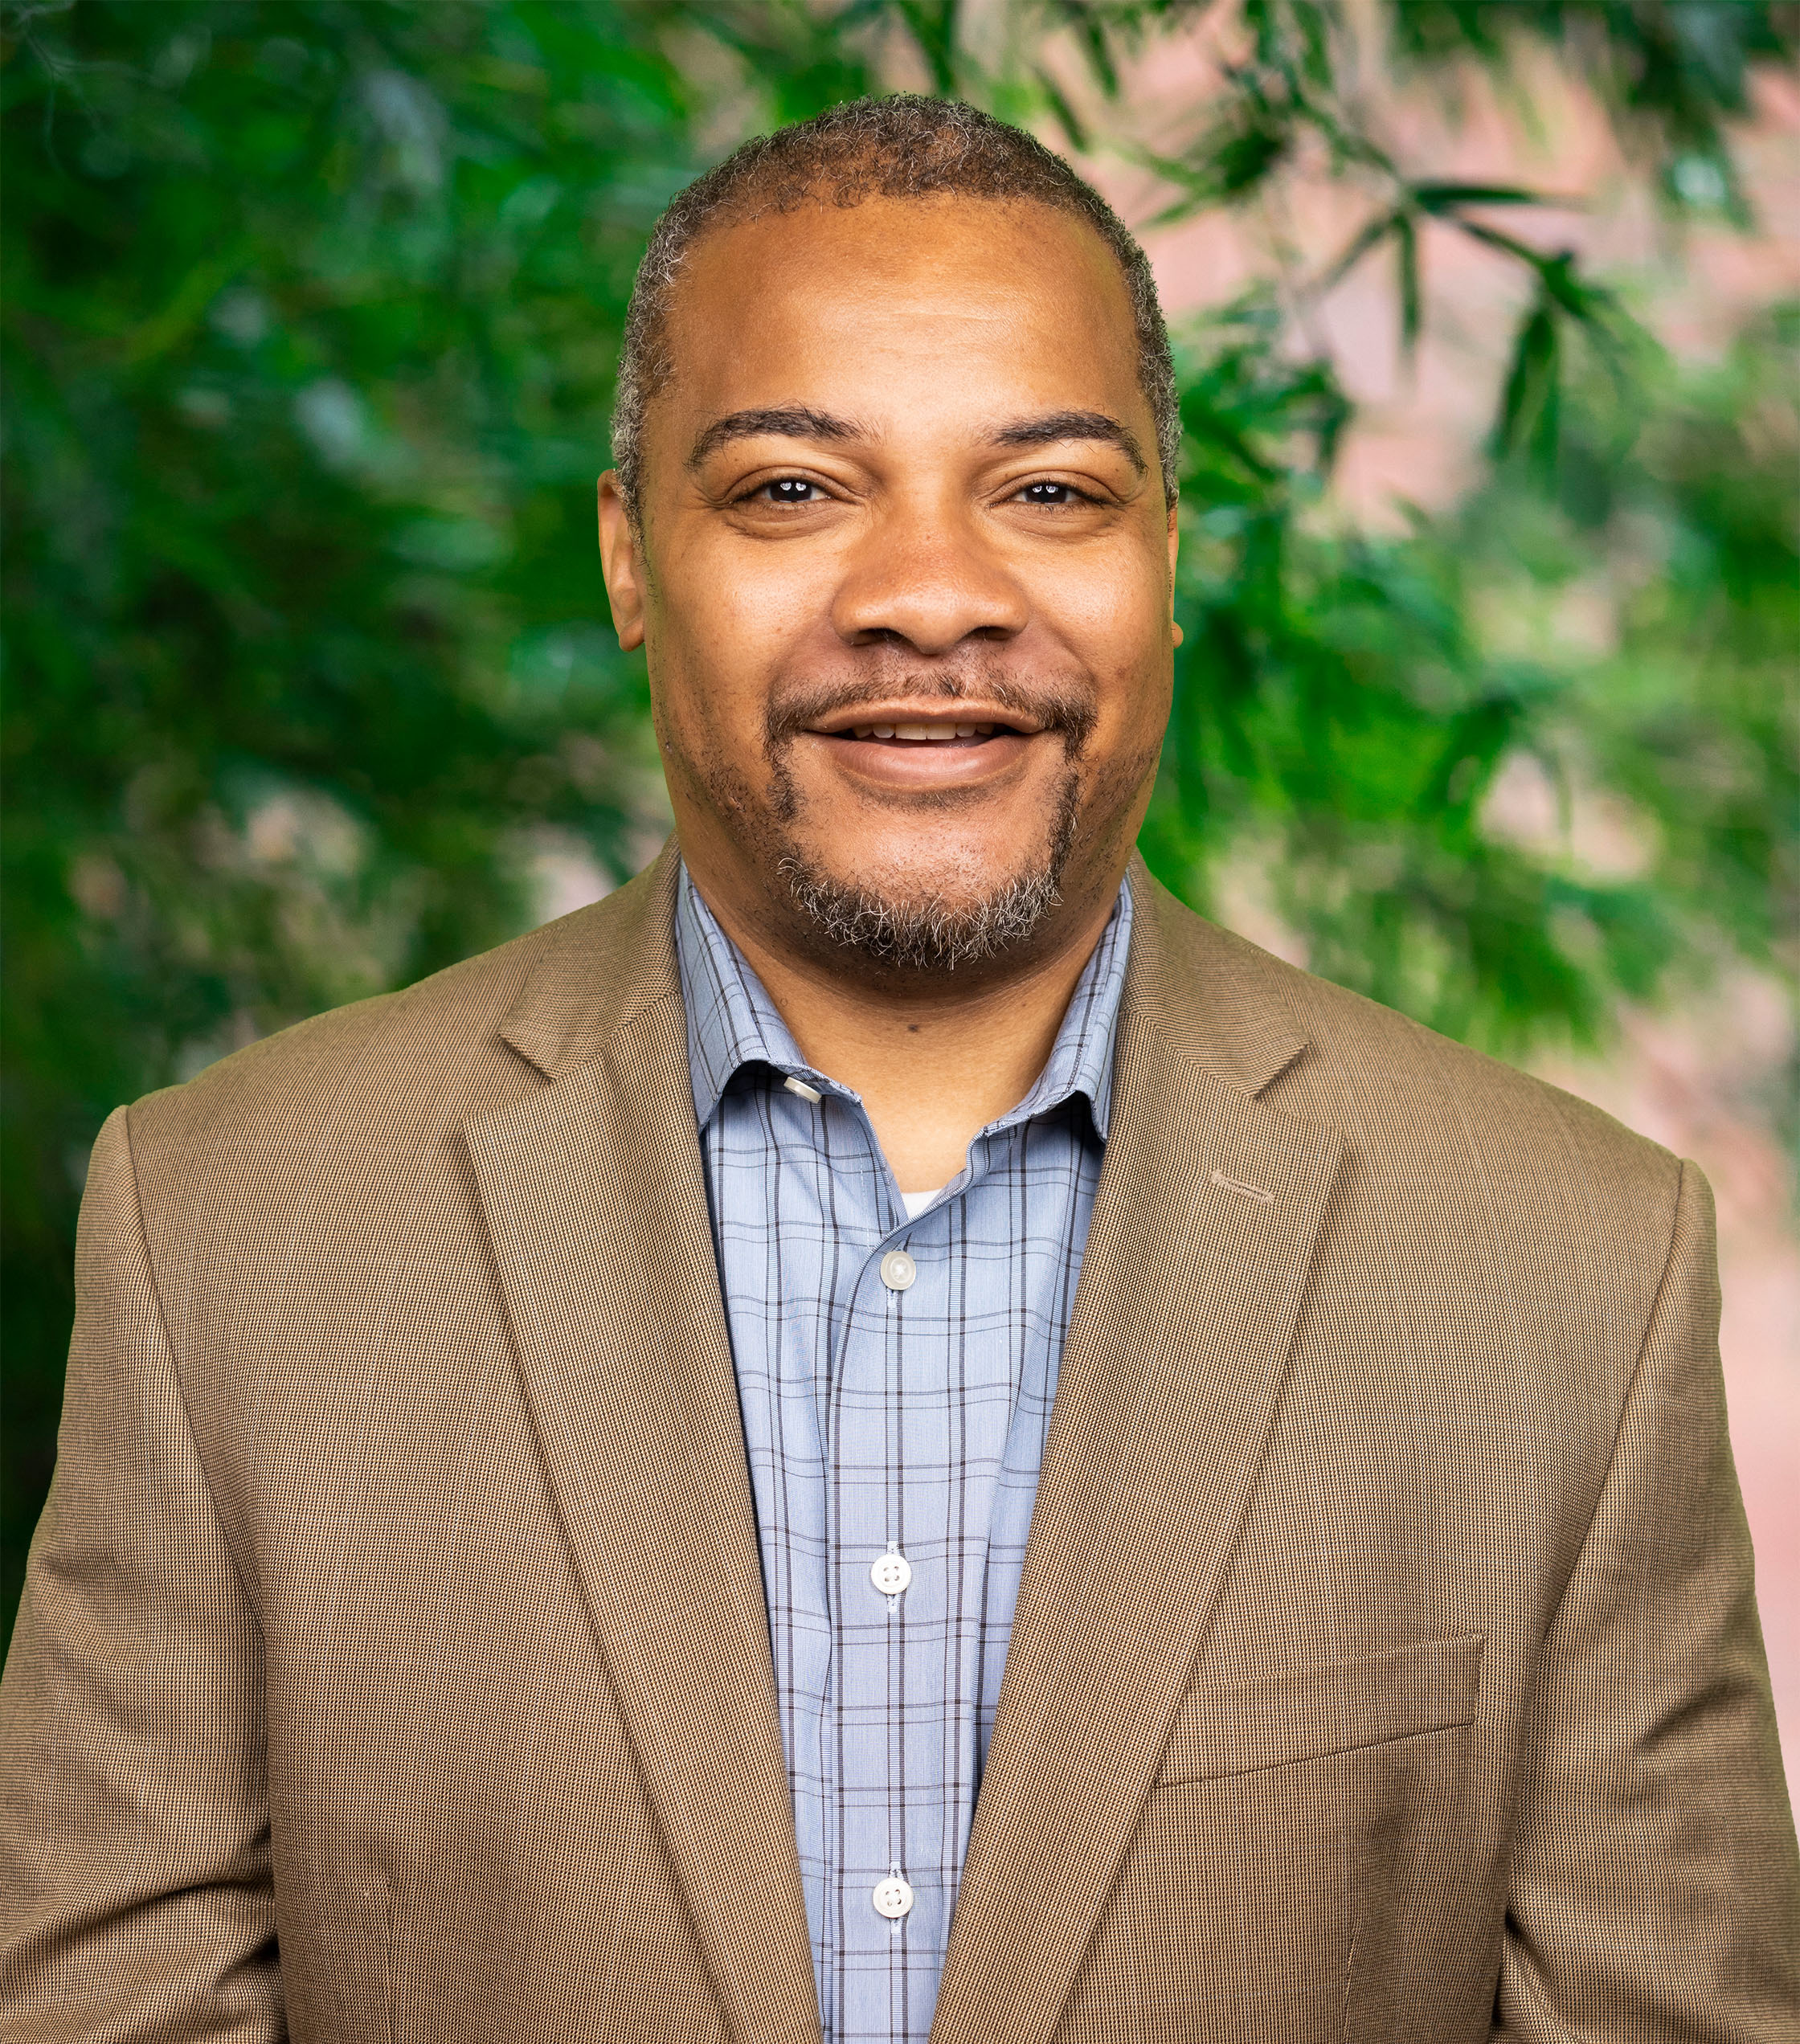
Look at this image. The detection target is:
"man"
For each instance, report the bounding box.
[2,94,1795,2044]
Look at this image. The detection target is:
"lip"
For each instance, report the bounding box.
[799,714,1045,792]
[805,702,1045,740]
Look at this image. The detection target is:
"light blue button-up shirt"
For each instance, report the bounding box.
[676,866,1131,2044]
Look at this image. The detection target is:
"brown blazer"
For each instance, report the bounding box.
[3,846,1796,2043]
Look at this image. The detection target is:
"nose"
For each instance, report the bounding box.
[830,500,1029,656]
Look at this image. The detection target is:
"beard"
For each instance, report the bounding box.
[688,662,1097,976]
[775,767,1082,971]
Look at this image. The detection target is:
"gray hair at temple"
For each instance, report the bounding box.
[610,96,1180,526]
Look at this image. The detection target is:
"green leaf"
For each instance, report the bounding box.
[1396,211,1420,355]
[1492,296,1561,476]
[1409,181,1566,211]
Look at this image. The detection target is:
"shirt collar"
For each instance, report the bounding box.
[675,862,1132,1141]
[677,866,812,1130]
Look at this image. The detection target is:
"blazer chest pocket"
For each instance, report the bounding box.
[1062,1637,1485,2042]
[1157,1631,1483,1783]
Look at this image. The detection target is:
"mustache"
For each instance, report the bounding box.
[763,668,1098,756]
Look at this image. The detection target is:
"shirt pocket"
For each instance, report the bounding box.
[1061,1636,1487,2042]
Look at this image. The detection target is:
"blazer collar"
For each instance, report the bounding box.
[495,838,686,1083]
[1119,851,1311,1098]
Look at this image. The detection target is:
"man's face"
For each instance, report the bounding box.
[599,193,1177,979]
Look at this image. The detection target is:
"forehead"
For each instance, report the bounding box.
[653,194,1146,443]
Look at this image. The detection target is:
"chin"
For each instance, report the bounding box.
[775,805,1080,975]
[808,807,1058,901]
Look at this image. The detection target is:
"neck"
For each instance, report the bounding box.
[689,864,1123,1193]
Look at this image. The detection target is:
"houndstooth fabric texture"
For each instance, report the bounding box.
[676,866,1131,2044]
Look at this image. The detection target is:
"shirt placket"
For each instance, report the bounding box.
[844,1134,1045,2044]
[828,1143,915,2041]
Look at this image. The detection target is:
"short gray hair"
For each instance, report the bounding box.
[612,96,1178,522]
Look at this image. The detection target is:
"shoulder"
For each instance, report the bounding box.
[1135,870,1683,1237]
[1134,877,1696,1442]
[122,852,677,1169]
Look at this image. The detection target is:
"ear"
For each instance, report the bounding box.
[1166,496,1184,649]
[597,472,647,652]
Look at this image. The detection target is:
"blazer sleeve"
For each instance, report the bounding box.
[0,1107,280,2042]
[1494,1158,1800,2041]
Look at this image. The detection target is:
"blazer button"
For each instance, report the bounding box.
[880,1249,918,1291]
[873,1873,914,1920]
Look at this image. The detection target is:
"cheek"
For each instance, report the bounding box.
[1081,627,1174,755]
[1034,537,1172,664]
[1065,615,1172,799]
[649,544,836,730]
[645,602,761,755]
[665,516,841,644]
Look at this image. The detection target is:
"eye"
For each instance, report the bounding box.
[749,476,823,505]
[1014,480,1090,507]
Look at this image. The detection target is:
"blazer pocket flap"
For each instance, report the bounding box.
[1158,1633,1484,1784]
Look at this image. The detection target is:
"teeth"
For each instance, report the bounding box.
[840,720,1000,742]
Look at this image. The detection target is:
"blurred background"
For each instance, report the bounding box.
[2,1,1794,1767]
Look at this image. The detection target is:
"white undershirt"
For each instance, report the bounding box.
[899,1186,947,1221]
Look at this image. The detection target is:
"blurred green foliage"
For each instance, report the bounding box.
[3,0,1794,1635]
[1144,297,1798,1053]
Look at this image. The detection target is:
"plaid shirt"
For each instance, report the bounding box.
[676,866,1131,2044]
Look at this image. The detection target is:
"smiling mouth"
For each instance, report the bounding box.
[830,721,1024,746]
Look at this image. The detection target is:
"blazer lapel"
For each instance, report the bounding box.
[464,851,820,2044]
[930,869,1344,2044]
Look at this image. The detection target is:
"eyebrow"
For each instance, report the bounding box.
[684,403,1148,476]
[993,409,1146,476]
[687,407,861,468]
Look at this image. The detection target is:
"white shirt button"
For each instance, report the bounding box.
[879,1249,918,1292]
[873,1873,914,1920]
[870,1550,912,1596]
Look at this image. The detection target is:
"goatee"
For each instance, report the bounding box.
[776,771,1080,972]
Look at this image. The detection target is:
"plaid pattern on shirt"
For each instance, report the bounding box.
[676,866,1131,2044]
